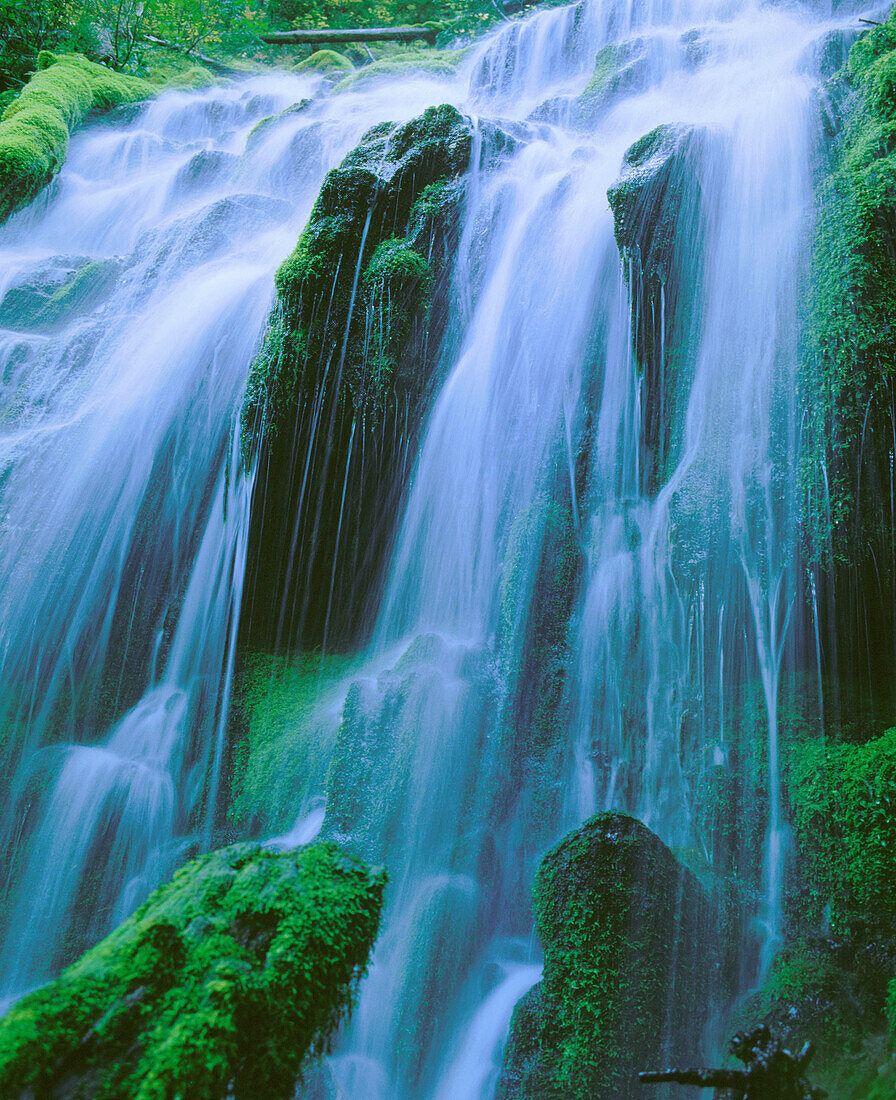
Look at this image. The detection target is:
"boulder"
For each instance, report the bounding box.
[239,105,492,651]
[0,841,386,1100]
[496,812,717,1099]
[608,123,708,492]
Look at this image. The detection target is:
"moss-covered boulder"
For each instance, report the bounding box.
[0,254,121,331]
[0,841,386,1099]
[0,52,152,225]
[608,123,707,492]
[239,105,479,651]
[572,40,651,129]
[293,49,355,77]
[496,813,716,1100]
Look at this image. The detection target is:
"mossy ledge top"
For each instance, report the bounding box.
[0,840,387,1100]
[0,52,153,226]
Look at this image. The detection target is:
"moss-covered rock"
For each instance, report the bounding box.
[608,123,708,492]
[293,49,355,77]
[496,812,717,1099]
[572,40,650,129]
[0,841,386,1099]
[0,53,152,225]
[239,105,479,651]
[0,255,121,331]
[801,13,896,705]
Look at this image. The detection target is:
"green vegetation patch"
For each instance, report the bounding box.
[229,650,360,835]
[802,11,896,566]
[786,725,896,938]
[0,52,151,224]
[0,841,386,1099]
[499,813,712,1099]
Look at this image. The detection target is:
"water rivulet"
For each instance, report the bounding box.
[0,0,891,1096]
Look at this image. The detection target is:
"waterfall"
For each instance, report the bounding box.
[0,0,873,1093]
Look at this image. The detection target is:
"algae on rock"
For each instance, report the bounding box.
[496,812,716,1100]
[0,841,386,1100]
[239,104,478,652]
[0,52,152,225]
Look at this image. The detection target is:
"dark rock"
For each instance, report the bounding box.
[608,123,709,493]
[238,105,514,651]
[496,812,717,1100]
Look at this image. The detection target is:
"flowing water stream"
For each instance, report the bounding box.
[0,0,873,1094]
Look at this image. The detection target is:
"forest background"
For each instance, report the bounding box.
[0,0,503,108]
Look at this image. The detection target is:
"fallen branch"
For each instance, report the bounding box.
[140,33,245,75]
[260,26,438,46]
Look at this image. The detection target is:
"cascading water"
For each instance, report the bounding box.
[0,67,477,1000]
[0,0,873,1095]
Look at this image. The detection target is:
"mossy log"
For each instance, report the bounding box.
[0,842,386,1099]
[0,52,152,226]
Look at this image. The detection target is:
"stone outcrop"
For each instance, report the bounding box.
[608,123,708,493]
[496,812,717,1099]
[239,105,491,651]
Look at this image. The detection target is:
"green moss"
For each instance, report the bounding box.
[802,13,896,566]
[293,49,355,76]
[0,53,152,224]
[229,651,360,835]
[0,841,386,1098]
[786,726,896,938]
[513,813,712,1099]
[331,48,463,92]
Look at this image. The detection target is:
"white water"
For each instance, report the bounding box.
[0,0,871,1094]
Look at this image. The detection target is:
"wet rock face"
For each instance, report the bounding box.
[608,123,708,493]
[239,105,478,652]
[496,812,717,1100]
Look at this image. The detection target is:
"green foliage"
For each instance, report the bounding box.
[0,842,386,1099]
[229,650,360,834]
[786,726,896,938]
[802,11,896,566]
[0,52,150,223]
